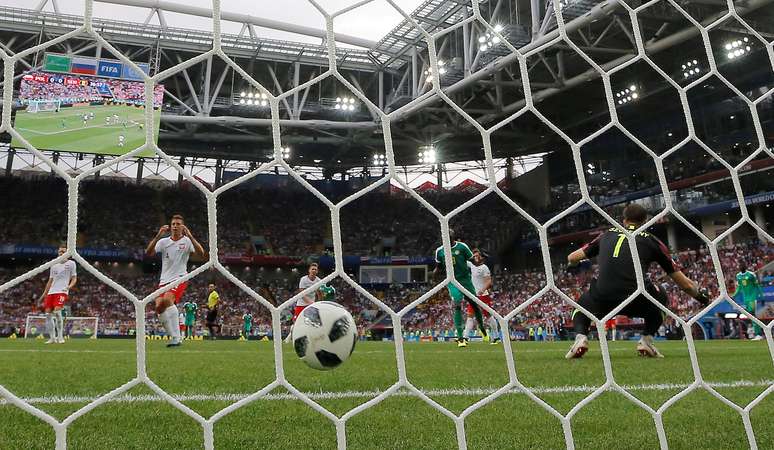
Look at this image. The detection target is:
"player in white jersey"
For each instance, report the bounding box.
[464,249,500,343]
[285,263,322,343]
[145,214,205,347]
[38,246,77,344]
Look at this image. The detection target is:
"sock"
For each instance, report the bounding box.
[453,305,463,339]
[464,317,475,338]
[470,303,487,337]
[45,313,55,339]
[54,310,64,340]
[487,316,499,340]
[158,310,172,337]
[166,305,181,341]
[160,305,180,341]
[286,323,294,341]
[572,309,591,335]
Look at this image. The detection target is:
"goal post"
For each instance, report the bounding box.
[26,99,61,113]
[23,315,99,339]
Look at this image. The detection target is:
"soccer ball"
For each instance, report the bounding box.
[292,301,357,371]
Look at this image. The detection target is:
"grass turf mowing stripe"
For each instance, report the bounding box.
[4,379,770,406]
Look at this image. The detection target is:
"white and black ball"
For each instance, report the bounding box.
[292,301,357,371]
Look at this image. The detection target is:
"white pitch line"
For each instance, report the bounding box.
[2,380,771,406]
[0,345,765,355]
[16,123,140,136]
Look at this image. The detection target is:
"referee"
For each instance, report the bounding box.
[565,204,709,359]
[205,283,221,340]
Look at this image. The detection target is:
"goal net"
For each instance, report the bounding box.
[26,99,61,113]
[0,0,771,449]
[23,315,99,339]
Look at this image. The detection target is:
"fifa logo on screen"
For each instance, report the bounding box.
[100,64,119,74]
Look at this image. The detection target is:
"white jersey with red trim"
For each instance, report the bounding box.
[155,236,194,285]
[297,275,320,307]
[49,260,77,295]
[468,261,491,296]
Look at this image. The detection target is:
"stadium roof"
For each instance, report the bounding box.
[0,0,772,170]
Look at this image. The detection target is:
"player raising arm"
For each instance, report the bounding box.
[434,229,488,348]
[565,204,709,359]
[39,246,77,344]
[145,214,206,347]
[464,249,500,343]
[285,263,322,343]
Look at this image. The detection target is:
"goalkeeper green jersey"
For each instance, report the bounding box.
[320,285,336,301]
[242,313,253,331]
[183,302,197,321]
[434,241,474,280]
[736,271,761,302]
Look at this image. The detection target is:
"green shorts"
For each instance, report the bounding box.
[185,319,195,327]
[447,277,477,304]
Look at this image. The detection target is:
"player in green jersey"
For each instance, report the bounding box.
[319,284,336,302]
[736,264,764,340]
[242,312,253,339]
[183,301,197,339]
[434,229,488,347]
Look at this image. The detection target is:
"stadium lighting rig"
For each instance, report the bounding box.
[372,154,387,166]
[335,96,357,111]
[615,84,639,105]
[424,59,447,83]
[725,37,752,60]
[238,91,268,107]
[478,24,504,52]
[681,59,702,79]
[418,147,436,164]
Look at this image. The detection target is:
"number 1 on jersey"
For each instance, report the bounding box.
[613,233,627,258]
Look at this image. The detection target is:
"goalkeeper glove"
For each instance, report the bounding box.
[567,260,592,275]
[694,288,710,306]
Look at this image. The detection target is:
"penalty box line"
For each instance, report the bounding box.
[2,380,771,406]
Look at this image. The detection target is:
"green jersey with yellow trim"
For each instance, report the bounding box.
[435,241,474,280]
[735,271,761,302]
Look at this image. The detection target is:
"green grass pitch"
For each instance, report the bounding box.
[0,338,772,449]
[12,104,159,156]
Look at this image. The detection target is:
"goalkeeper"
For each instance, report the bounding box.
[182,301,197,339]
[565,204,710,359]
[434,229,488,348]
[736,264,764,340]
[242,312,253,339]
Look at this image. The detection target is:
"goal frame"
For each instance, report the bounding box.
[26,99,61,113]
[23,315,99,339]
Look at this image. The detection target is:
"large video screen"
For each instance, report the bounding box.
[12,71,163,156]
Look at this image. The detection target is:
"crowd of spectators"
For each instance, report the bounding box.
[20,71,164,107]
[20,75,102,105]
[108,80,164,106]
[0,176,518,258]
[1,240,769,339]
[1,170,771,272]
